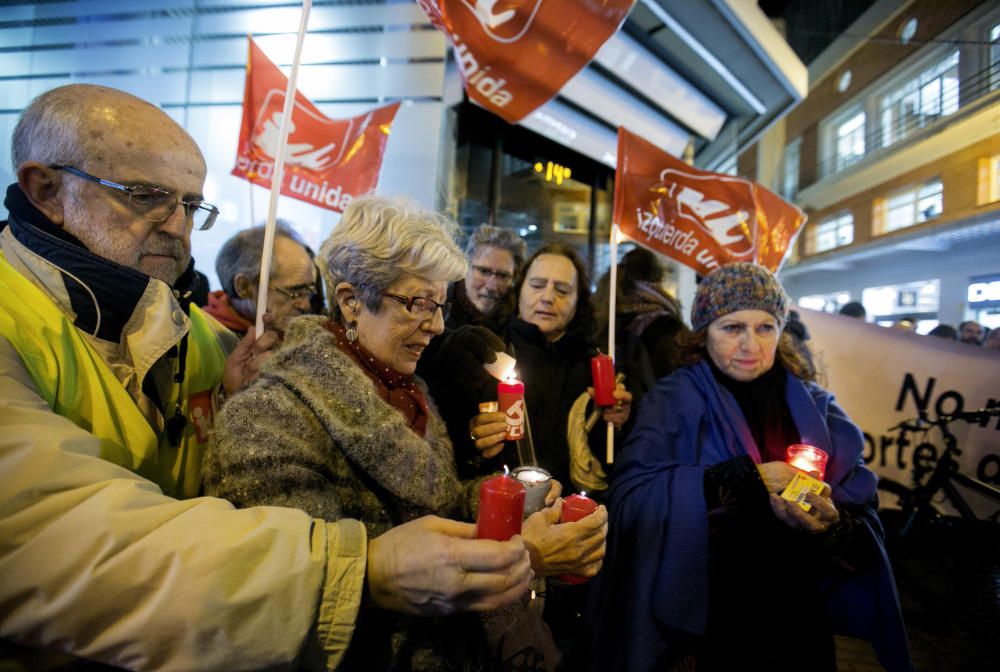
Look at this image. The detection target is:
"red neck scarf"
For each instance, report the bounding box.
[325,319,429,437]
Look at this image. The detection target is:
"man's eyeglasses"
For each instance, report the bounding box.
[271,284,317,303]
[383,292,451,322]
[50,164,219,231]
[472,265,514,283]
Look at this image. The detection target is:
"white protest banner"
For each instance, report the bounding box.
[799,308,1000,516]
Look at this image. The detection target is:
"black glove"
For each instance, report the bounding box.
[429,325,506,400]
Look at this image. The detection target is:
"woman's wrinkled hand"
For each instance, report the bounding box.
[590,383,632,429]
[222,325,280,397]
[468,411,508,459]
[520,500,608,577]
[545,479,563,507]
[768,491,840,533]
[755,461,800,494]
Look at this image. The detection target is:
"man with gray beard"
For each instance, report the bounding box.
[0,84,532,671]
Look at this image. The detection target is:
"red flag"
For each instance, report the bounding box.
[232,39,400,213]
[417,0,633,123]
[613,127,806,275]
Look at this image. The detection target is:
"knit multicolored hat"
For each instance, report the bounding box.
[690,262,789,332]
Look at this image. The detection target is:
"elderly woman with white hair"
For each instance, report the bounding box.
[207,195,602,671]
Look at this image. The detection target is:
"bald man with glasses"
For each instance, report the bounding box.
[0,84,531,671]
[208,221,320,337]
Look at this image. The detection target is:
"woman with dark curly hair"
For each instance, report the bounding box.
[588,262,913,672]
[464,243,633,492]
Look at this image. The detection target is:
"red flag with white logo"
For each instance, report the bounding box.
[417,0,633,123]
[232,38,400,213]
[613,127,806,275]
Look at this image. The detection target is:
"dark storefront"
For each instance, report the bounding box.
[445,103,617,280]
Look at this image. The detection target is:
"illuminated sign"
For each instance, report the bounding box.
[968,280,1000,303]
[534,160,572,185]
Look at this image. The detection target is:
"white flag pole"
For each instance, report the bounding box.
[248,178,256,229]
[254,0,313,339]
[606,223,619,464]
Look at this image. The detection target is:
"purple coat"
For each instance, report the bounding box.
[587,360,913,672]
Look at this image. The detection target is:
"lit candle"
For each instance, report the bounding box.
[476,467,525,541]
[591,353,617,406]
[557,492,600,584]
[785,444,829,480]
[513,465,551,517]
[498,372,526,441]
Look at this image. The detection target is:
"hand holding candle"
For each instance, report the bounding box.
[557,492,601,584]
[520,494,607,578]
[469,402,508,459]
[476,469,525,541]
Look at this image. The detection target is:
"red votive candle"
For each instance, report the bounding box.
[557,492,599,584]
[498,374,526,440]
[785,444,829,480]
[591,353,616,406]
[476,471,525,541]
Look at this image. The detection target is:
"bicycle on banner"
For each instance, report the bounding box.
[876,407,1000,542]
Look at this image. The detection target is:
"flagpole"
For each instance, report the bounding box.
[606,223,619,464]
[248,178,256,228]
[255,0,313,338]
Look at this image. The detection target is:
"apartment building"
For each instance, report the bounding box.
[759,0,1000,331]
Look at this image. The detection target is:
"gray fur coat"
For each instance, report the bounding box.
[206,316,478,537]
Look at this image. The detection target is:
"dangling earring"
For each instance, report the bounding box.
[345,320,358,343]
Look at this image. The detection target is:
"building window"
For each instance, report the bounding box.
[878,51,959,148]
[863,279,940,332]
[873,178,943,235]
[991,23,1000,91]
[782,137,801,199]
[714,154,737,176]
[798,291,851,313]
[806,211,853,255]
[835,110,866,172]
[978,154,1000,204]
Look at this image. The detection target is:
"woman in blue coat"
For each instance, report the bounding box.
[587,263,912,672]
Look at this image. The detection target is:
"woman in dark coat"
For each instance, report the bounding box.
[587,262,913,672]
[592,246,687,410]
[464,243,633,494]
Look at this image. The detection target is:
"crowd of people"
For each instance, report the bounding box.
[838,301,997,347]
[0,83,928,671]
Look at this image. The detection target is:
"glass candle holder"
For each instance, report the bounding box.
[513,465,551,517]
[785,444,829,480]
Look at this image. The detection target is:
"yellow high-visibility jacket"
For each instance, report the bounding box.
[0,215,364,671]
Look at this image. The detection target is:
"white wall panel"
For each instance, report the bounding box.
[192,30,446,67]
[193,4,429,35]
[19,44,192,74]
[0,73,192,109]
[28,1,194,19]
[186,62,445,103]
[1,18,195,49]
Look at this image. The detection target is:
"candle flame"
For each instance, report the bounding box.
[580,491,587,498]
[505,369,519,382]
[503,464,510,477]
